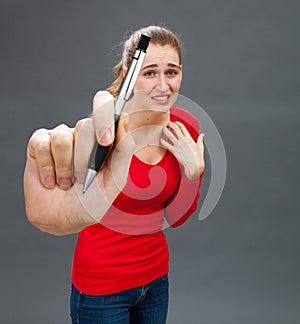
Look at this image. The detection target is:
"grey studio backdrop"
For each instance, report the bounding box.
[1,0,299,323]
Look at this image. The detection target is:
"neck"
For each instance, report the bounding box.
[128,109,170,130]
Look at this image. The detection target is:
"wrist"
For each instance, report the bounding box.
[184,162,205,181]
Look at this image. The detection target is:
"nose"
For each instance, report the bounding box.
[156,74,169,92]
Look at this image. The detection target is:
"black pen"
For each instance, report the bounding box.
[83,34,151,193]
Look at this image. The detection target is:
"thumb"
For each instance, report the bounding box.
[197,133,205,143]
[197,133,205,154]
[115,112,129,143]
[112,112,137,157]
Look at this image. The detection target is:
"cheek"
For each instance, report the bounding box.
[134,78,154,92]
[170,78,182,91]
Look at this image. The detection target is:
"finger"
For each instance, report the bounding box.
[197,133,205,148]
[27,128,55,188]
[92,90,115,146]
[174,121,191,138]
[162,125,177,144]
[166,122,184,139]
[197,133,205,160]
[197,133,206,173]
[73,118,95,183]
[49,124,74,190]
[198,133,205,142]
[160,136,174,151]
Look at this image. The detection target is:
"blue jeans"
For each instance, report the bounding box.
[70,274,169,324]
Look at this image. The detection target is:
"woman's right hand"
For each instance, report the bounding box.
[23,91,133,235]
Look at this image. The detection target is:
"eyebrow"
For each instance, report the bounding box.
[141,63,181,70]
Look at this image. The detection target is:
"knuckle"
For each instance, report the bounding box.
[75,118,91,132]
[93,90,114,102]
[50,131,73,149]
[54,123,71,131]
[74,118,93,139]
[31,128,48,138]
[31,137,50,156]
[75,119,86,130]
[34,142,50,156]
[29,128,48,145]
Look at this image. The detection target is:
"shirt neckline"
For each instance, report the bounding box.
[132,150,169,167]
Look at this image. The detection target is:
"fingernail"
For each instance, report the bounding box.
[99,129,113,144]
[59,178,72,190]
[44,176,55,188]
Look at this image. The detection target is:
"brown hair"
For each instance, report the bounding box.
[106,25,184,97]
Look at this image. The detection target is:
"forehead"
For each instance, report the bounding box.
[143,44,180,66]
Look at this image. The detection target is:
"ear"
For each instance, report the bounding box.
[179,64,183,81]
[122,67,127,77]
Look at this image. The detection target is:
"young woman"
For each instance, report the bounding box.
[24,25,205,323]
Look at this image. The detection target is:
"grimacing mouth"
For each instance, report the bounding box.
[150,94,171,101]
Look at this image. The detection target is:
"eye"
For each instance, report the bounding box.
[143,70,156,77]
[166,69,179,77]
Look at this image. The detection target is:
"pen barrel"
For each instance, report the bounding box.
[86,47,145,172]
[115,50,146,115]
[88,114,120,171]
[84,34,150,192]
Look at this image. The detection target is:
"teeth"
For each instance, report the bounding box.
[152,96,169,101]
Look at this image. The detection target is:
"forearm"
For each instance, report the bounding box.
[164,170,202,228]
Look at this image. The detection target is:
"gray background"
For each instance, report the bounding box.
[1,0,299,323]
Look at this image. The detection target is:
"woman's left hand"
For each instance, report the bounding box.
[160,121,205,181]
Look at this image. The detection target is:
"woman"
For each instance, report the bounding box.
[24,25,205,323]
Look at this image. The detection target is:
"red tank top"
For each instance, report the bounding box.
[71,106,202,295]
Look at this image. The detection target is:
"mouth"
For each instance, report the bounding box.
[150,94,171,104]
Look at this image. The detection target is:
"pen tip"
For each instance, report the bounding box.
[83,169,97,195]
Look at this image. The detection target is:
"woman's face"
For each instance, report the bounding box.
[128,44,182,112]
